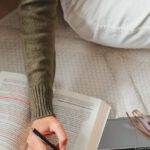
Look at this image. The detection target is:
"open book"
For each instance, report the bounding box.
[0,71,111,150]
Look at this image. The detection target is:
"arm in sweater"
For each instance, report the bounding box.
[18,0,57,121]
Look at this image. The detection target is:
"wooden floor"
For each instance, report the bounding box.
[0,0,19,19]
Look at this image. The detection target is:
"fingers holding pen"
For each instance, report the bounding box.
[26,116,68,150]
[27,130,49,150]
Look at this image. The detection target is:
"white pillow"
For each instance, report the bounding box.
[60,0,150,49]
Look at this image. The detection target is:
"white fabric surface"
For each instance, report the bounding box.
[60,0,150,48]
[0,9,150,119]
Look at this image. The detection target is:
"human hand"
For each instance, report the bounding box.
[24,116,68,150]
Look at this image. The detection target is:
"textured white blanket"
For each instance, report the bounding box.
[0,9,150,119]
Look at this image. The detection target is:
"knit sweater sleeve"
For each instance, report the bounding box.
[18,0,57,121]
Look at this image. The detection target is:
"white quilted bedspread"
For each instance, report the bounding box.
[0,9,150,119]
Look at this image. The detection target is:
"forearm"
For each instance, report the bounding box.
[18,0,57,121]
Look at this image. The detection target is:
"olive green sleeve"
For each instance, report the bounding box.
[18,0,57,121]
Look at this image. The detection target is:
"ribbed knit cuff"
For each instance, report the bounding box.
[29,82,56,121]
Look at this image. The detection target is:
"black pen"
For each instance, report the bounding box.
[32,128,58,150]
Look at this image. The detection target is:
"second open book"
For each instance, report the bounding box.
[0,71,111,150]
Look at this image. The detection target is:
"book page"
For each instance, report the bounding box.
[0,71,31,150]
[51,90,110,150]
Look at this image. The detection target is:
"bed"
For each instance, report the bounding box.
[0,6,150,120]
